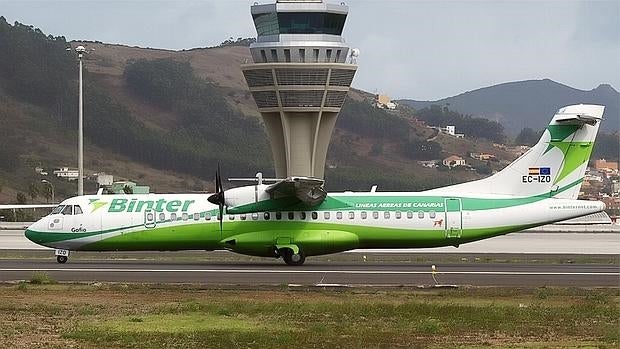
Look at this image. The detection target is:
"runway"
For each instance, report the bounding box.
[2,229,620,254]
[1,258,618,287]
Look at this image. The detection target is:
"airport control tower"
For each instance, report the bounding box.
[242,0,357,179]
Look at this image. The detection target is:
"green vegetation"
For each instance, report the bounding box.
[0,285,616,348]
[29,271,56,284]
[514,127,542,146]
[402,140,443,160]
[337,99,410,141]
[416,105,506,143]
[593,132,620,161]
[0,17,75,109]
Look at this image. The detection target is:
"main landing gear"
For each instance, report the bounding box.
[55,249,69,264]
[280,248,305,266]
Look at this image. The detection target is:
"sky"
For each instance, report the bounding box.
[1,0,618,100]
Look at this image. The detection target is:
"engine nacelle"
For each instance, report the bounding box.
[224,184,271,211]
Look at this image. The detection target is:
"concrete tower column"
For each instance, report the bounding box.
[242,0,357,179]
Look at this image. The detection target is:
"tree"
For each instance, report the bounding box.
[42,185,53,203]
[514,127,541,146]
[27,182,39,202]
[415,105,506,143]
[16,192,27,204]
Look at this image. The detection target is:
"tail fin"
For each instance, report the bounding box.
[425,104,604,199]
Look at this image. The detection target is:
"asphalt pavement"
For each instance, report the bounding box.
[1,258,617,287]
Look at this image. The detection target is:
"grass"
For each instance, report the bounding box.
[0,284,616,348]
[29,271,56,284]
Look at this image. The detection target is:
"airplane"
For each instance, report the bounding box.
[22,104,607,265]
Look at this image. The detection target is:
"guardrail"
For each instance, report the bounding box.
[0,222,32,230]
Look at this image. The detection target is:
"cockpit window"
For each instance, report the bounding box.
[51,205,65,214]
[74,205,83,215]
[61,205,73,215]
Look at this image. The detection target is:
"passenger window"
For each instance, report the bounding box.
[300,212,307,220]
[336,212,343,220]
[372,211,379,219]
[324,212,330,220]
[276,212,282,220]
[159,213,166,221]
[348,211,355,219]
[406,211,413,219]
[147,212,154,221]
[361,212,367,219]
[264,212,270,220]
[395,211,402,219]
[240,214,246,221]
[312,212,318,220]
[182,213,188,221]
[384,211,390,219]
[251,212,259,220]
[194,213,200,221]
[229,215,235,220]
[62,205,73,215]
[288,212,294,220]
[170,213,177,221]
[418,211,425,219]
[205,212,211,221]
[74,205,83,215]
[429,211,436,219]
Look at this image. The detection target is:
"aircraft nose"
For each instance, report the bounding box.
[24,228,35,242]
[25,220,45,244]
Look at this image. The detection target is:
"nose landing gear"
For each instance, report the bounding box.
[54,249,69,264]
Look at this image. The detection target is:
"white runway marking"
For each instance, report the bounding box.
[1,268,618,276]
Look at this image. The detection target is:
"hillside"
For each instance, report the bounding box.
[400,79,620,135]
[0,19,584,204]
[0,20,484,203]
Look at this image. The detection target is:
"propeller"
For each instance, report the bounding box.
[207,163,225,231]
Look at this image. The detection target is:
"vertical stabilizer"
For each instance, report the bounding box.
[424,104,604,199]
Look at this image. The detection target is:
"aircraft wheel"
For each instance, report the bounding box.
[282,249,305,266]
[56,255,68,264]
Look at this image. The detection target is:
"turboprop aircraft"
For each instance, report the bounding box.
[24,104,607,265]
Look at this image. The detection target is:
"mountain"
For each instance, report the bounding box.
[0,19,615,205]
[399,79,619,135]
[2,19,511,203]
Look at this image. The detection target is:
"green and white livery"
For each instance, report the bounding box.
[25,104,607,265]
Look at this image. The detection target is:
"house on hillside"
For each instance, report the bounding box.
[375,94,397,110]
[469,152,496,161]
[417,160,439,168]
[443,155,466,168]
[440,125,464,138]
[53,167,79,181]
[594,159,619,175]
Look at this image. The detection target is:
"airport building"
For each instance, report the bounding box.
[242,0,357,179]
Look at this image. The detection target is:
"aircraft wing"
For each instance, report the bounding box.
[265,177,327,207]
[0,204,57,209]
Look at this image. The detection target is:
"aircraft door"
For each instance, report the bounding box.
[144,209,156,229]
[444,198,462,238]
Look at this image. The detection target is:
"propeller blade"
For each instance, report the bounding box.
[212,162,224,232]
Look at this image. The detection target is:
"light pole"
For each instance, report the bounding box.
[75,45,86,196]
[41,180,55,203]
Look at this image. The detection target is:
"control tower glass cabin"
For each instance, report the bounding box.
[242,0,357,179]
